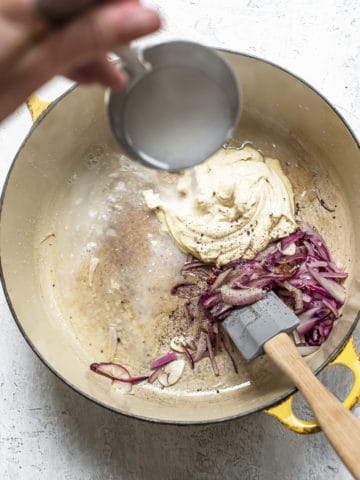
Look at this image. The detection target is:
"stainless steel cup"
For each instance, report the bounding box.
[37,1,241,170]
[107,41,240,170]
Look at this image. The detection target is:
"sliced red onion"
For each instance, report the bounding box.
[297,308,330,336]
[231,274,252,287]
[304,283,329,297]
[322,297,340,318]
[90,362,130,379]
[255,242,278,262]
[297,319,322,336]
[193,331,208,363]
[220,327,238,373]
[306,332,321,346]
[221,285,264,306]
[182,260,208,270]
[247,278,271,289]
[315,186,336,212]
[209,303,233,319]
[168,222,347,357]
[90,362,148,383]
[171,282,201,297]
[308,266,346,303]
[304,240,316,257]
[182,268,210,279]
[209,268,233,292]
[211,266,222,275]
[321,271,348,279]
[94,222,346,387]
[300,224,332,260]
[246,277,274,289]
[184,303,193,326]
[281,281,303,313]
[275,253,307,264]
[319,246,332,263]
[328,261,345,273]
[200,292,222,307]
[148,367,162,384]
[298,307,327,322]
[280,231,305,251]
[183,345,195,369]
[233,260,263,274]
[302,293,312,303]
[206,333,219,376]
[150,351,177,369]
[307,260,328,269]
[320,321,333,338]
[118,375,150,383]
[292,328,302,345]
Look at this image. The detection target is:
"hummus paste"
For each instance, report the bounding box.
[143,146,296,266]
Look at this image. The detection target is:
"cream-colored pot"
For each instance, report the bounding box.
[1,50,360,428]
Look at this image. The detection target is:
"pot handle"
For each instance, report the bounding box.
[26,94,52,123]
[264,336,360,434]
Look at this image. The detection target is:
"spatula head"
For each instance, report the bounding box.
[222,291,299,361]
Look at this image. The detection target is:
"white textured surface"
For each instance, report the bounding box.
[1,1,360,479]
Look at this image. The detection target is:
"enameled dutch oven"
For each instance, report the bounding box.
[1,49,360,432]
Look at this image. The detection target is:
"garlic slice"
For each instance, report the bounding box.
[158,359,185,387]
[170,336,187,353]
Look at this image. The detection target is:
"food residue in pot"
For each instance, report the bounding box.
[89,145,347,391]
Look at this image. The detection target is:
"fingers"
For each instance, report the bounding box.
[66,56,128,89]
[0,0,35,15]
[0,0,47,30]
[0,0,160,120]
[34,1,161,79]
[0,0,138,17]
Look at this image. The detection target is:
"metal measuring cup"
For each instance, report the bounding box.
[37,0,241,170]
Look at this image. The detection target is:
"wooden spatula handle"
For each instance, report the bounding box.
[264,333,360,479]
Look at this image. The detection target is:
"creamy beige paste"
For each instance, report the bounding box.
[143,146,296,266]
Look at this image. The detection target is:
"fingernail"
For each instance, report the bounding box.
[122,7,160,35]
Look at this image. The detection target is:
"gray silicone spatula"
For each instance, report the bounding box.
[223,291,360,479]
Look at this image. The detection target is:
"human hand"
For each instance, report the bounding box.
[0,0,161,121]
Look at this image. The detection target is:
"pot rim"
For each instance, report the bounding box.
[0,49,359,425]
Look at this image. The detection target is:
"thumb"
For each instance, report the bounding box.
[66,55,128,89]
[32,1,160,80]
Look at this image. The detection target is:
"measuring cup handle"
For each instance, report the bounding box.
[114,46,148,80]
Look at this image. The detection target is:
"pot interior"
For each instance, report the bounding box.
[1,52,360,423]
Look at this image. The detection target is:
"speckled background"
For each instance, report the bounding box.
[0,1,359,479]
